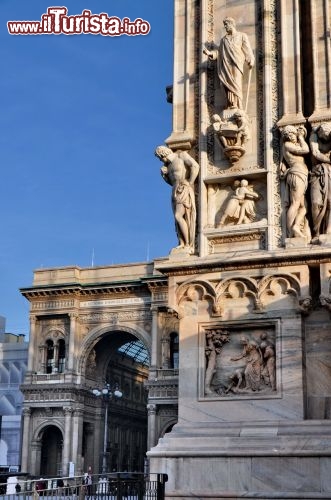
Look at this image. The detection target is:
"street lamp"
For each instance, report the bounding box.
[92,382,123,474]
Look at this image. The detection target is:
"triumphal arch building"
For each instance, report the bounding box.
[21,0,331,498]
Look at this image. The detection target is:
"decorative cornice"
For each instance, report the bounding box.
[21,277,167,301]
[155,249,331,277]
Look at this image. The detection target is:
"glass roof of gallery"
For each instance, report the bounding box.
[118,339,149,366]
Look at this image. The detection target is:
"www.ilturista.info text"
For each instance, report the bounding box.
[7,7,151,36]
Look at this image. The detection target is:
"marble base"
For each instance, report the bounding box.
[318,234,331,247]
[148,422,331,499]
[285,236,309,248]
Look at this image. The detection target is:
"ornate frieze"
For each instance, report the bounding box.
[79,310,152,324]
[32,300,75,311]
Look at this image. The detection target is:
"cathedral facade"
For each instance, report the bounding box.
[21,0,331,498]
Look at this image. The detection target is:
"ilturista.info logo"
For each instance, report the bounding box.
[7,7,151,36]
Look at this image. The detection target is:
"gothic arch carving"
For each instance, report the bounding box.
[257,273,301,306]
[177,279,216,305]
[176,280,216,317]
[216,277,259,314]
[78,323,152,374]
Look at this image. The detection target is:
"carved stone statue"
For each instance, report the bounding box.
[279,125,310,239]
[212,110,250,163]
[309,122,331,237]
[204,17,255,110]
[218,179,260,226]
[155,146,199,254]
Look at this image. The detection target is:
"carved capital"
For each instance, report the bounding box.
[320,295,331,312]
[64,406,73,416]
[30,315,38,325]
[22,408,32,417]
[147,404,157,415]
[69,312,79,320]
[298,296,313,315]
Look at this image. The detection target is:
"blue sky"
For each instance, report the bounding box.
[0,1,174,333]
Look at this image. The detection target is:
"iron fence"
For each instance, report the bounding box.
[0,473,167,500]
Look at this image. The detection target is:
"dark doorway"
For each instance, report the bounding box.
[40,426,63,477]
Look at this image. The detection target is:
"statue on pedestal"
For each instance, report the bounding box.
[155,146,199,254]
[309,122,331,238]
[204,17,255,110]
[279,125,310,240]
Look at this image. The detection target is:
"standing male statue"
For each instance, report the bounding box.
[155,146,199,254]
[279,125,310,239]
[310,122,331,237]
[204,17,255,110]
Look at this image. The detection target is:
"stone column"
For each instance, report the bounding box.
[30,441,40,477]
[309,0,331,122]
[62,407,73,476]
[27,316,37,372]
[68,313,78,371]
[20,408,31,473]
[166,0,197,149]
[147,404,157,450]
[71,408,84,475]
[277,0,305,126]
[150,306,159,377]
[161,336,170,369]
[263,0,279,251]
[53,343,59,372]
[38,344,46,373]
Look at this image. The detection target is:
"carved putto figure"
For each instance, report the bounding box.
[279,125,310,240]
[204,17,255,110]
[155,146,199,254]
[218,179,260,226]
[309,122,331,238]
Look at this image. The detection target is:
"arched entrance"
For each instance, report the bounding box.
[83,329,150,474]
[40,426,63,477]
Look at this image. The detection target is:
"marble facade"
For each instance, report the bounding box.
[20,0,331,498]
[147,0,331,498]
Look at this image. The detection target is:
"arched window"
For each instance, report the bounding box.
[58,339,66,373]
[170,332,179,369]
[46,340,54,374]
[45,338,66,374]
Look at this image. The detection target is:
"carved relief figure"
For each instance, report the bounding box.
[230,336,262,391]
[86,349,96,375]
[279,125,310,239]
[309,122,331,237]
[155,146,199,254]
[204,17,255,110]
[205,330,230,395]
[204,328,277,397]
[212,110,251,163]
[259,333,276,391]
[218,179,260,226]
